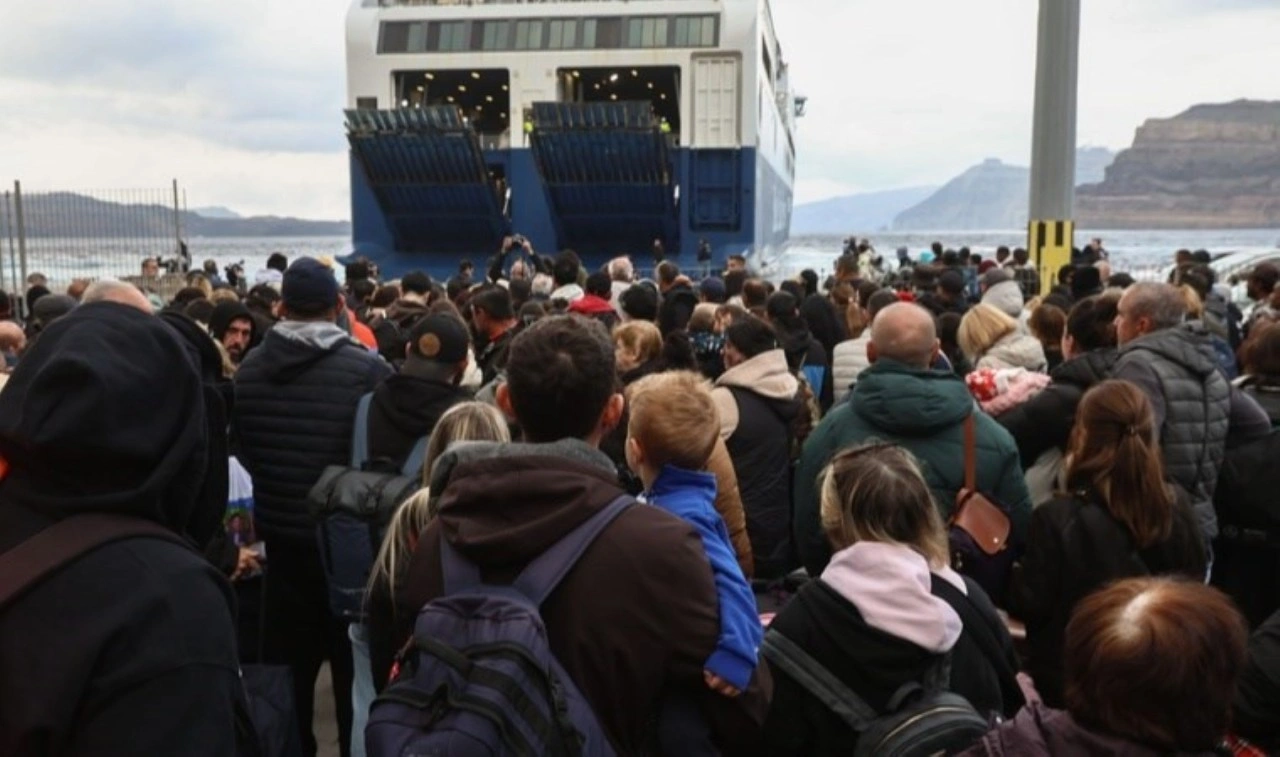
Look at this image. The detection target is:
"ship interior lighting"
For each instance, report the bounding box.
[394,68,511,136]
[560,66,682,133]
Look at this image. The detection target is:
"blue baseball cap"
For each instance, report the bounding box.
[282,257,340,313]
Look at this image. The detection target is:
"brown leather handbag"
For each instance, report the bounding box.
[949,415,1014,602]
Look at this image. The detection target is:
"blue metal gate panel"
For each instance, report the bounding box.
[689,149,742,231]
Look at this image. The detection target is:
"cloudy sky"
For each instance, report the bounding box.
[1,0,1277,219]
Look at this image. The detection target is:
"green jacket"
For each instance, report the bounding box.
[793,359,1032,575]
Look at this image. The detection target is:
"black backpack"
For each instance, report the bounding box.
[762,629,989,757]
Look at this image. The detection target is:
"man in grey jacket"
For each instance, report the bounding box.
[1112,282,1270,541]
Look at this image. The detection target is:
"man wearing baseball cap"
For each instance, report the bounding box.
[365,313,472,471]
[232,256,392,755]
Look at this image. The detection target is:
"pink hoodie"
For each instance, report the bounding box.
[820,542,968,653]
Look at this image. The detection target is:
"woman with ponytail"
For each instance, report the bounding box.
[1011,379,1207,708]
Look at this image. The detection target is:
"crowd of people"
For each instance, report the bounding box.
[0,235,1278,757]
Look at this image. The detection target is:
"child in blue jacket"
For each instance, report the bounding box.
[626,370,761,750]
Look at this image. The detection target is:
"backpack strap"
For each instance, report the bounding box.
[761,628,878,733]
[400,435,431,479]
[440,495,633,603]
[932,576,1023,712]
[0,514,187,612]
[351,393,374,470]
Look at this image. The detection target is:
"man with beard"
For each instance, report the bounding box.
[209,300,257,366]
[470,285,520,385]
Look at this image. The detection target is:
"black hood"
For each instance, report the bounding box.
[372,374,471,438]
[245,324,357,385]
[0,303,209,538]
[209,300,255,342]
[1049,347,1117,389]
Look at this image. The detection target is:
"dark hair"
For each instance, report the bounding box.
[508,278,532,310]
[799,270,819,298]
[371,284,400,309]
[996,245,1010,257]
[619,284,659,322]
[345,259,371,282]
[766,291,806,333]
[1064,578,1248,752]
[1106,272,1135,289]
[1057,264,1076,286]
[741,279,769,309]
[836,253,859,277]
[661,330,698,372]
[470,285,514,321]
[267,253,288,272]
[184,299,214,324]
[1028,304,1066,350]
[446,277,468,303]
[1071,266,1103,299]
[1067,380,1174,548]
[724,270,747,299]
[517,300,547,326]
[656,261,680,287]
[1066,292,1119,352]
[1013,247,1029,264]
[401,271,432,296]
[553,250,581,287]
[1247,263,1280,297]
[779,280,805,302]
[585,271,612,298]
[505,316,617,443]
[172,287,207,307]
[725,315,777,359]
[866,289,900,322]
[350,278,376,304]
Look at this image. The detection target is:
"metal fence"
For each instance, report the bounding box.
[0,181,187,303]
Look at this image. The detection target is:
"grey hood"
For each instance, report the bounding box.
[977,332,1047,373]
[981,280,1025,320]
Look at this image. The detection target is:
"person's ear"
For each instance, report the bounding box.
[866,341,878,364]
[625,436,644,472]
[599,393,625,436]
[931,339,941,365]
[496,382,517,421]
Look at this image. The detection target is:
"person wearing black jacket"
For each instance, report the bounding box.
[763,444,1022,755]
[233,258,392,757]
[366,314,472,471]
[0,302,250,756]
[997,292,1120,468]
[1234,609,1280,751]
[766,291,833,411]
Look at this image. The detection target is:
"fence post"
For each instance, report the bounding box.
[171,179,183,262]
[13,181,28,299]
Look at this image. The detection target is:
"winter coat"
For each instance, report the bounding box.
[958,703,1221,757]
[383,297,430,332]
[383,439,770,754]
[794,359,1032,576]
[475,324,518,386]
[1234,609,1280,751]
[976,331,1048,373]
[1237,376,1280,426]
[981,280,1025,321]
[646,465,762,692]
[918,292,970,318]
[706,435,754,578]
[0,304,247,757]
[762,543,1022,756]
[1112,325,1271,540]
[996,348,1118,468]
[712,350,802,579]
[831,333,871,405]
[233,321,392,546]
[568,293,621,331]
[800,294,847,360]
[1010,488,1206,708]
[779,327,833,411]
[366,374,472,472]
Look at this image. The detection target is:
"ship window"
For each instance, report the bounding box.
[380,22,429,54]
[582,19,597,48]
[435,21,468,52]
[626,18,669,48]
[514,20,543,50]
[481,20,510,51]
[356,97,378,110]
[594,18,622,49]
[548,19,577,49]
[673,17,716,48]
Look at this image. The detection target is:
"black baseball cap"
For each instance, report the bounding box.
[408,313,469,364]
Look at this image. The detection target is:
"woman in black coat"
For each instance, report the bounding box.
[762,444,1023,756]
[1010,379,1207,708]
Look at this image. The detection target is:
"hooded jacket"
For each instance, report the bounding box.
[794,359,1032,576]
[366,373,471,472]
[232,320,392,545]
[0,303,246,757]
[996,348,1118,467]
[831,333,871,404]
[1010,488,1206,708]
[958,703,1221,757]
[713,350,802,579]
[568,294,621,331]
[981,280,1026,321]
[209,300,256,344]
[975,331,1048,373]
[762,543,1021,756]
[383,297,430,331]
[382,439,770,754]
[1113,325,1270,539]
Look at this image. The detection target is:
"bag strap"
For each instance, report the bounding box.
[963,414,977,492]
[931,576,1024,712]
[761,629,878,733]
[400,435,431,479]
[350,392,374,470]
[440,495,634,604]
[0,514,187,612]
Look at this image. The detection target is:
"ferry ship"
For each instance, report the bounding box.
[343,0,803,279]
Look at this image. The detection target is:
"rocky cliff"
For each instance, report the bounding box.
[1077,100,1280,228]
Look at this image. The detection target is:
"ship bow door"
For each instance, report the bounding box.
[528,102,678,256]
[346,108,507,254]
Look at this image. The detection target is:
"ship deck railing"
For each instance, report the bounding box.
[375,0,677,7]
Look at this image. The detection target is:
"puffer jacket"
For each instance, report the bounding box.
[976,331,1047,373]
[707,435,754,578]
[1112,325,1235,540]
[233,321,392,545]
[831,333,871,405]
[996,348,1118,468]
[712,349,801,579]
[981,280,1025,321]
[794,359,1032,576]
[1237,376,1280,426]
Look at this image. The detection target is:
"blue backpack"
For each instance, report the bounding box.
[366,496,632,757]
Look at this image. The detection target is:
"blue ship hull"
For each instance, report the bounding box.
[346,107,791,281]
